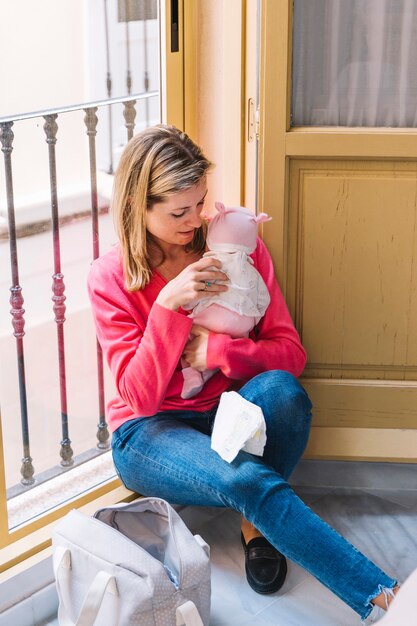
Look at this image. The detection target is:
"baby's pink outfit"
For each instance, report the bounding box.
[181,202,271,398]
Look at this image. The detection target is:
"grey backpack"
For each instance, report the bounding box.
[52,497,211,626]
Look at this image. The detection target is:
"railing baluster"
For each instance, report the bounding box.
[43,114,73,467]
[84,107,110,451]
[0,122,35,486]
[124,0,132,95]
[123,100,137,141]
[103,0,114,174]
[143,16,150,125]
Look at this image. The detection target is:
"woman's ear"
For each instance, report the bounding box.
[201,210,212,222]
[214,201,226,214]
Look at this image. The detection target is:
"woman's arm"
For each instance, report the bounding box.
[205,238,307,380]
[87,260,193,416]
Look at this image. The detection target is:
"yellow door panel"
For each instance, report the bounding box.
[305,427,417,462]
[288,160,417,376]
[303,379,417,429]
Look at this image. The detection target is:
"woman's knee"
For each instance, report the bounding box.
[241,370,312,423]
[257,369,301,391]
[271,370,312,415]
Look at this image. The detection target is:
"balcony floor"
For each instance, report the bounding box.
[30,483,417,625]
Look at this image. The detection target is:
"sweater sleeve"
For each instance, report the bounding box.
[205,238,307,380]
[87,261,193,416]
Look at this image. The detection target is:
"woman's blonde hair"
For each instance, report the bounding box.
[112,124,212,291]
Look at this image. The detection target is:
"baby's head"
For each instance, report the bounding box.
[206,202,271,253]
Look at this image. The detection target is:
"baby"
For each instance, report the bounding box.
[181,202,271,398]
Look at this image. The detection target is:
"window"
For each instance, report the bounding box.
[292,0,417,127]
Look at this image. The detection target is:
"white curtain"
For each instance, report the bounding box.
[292,0,417,127]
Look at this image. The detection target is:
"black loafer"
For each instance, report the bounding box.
[241,532,287,594]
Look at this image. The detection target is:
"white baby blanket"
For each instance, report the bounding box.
[184,250,270,323]
[211,391,267,463]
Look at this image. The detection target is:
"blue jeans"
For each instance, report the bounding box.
[112,370,396,619]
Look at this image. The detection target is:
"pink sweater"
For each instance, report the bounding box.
[87,238,307,432]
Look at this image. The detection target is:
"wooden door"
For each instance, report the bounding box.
[253,0,417,461]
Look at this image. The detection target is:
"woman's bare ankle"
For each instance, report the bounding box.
[372,585,400,611]
[241,517,263,543]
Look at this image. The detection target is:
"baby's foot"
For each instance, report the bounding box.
[181,367,204,399]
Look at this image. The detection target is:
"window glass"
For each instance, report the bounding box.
[292,0,417,127]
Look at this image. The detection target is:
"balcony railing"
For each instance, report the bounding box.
[0,91,158,543]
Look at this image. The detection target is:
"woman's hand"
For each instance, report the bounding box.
[155,257,229,311]
[182,325,210,371]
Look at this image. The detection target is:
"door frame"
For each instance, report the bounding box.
[160,0,185,128]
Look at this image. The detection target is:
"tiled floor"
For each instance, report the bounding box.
[40,484,417,626]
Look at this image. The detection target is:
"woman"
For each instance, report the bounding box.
[87,124,398,621]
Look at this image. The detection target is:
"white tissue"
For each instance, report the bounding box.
[211,391,267,463]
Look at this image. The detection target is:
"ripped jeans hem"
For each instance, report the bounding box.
[362,581,399,622]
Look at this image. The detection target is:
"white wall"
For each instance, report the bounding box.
[0,0,86,118]
[0,1,90,228]
[0,0,160,230]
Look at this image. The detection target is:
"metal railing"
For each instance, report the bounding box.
[0,91,158,492]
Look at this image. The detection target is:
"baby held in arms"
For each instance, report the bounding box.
[181,202,271,399]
